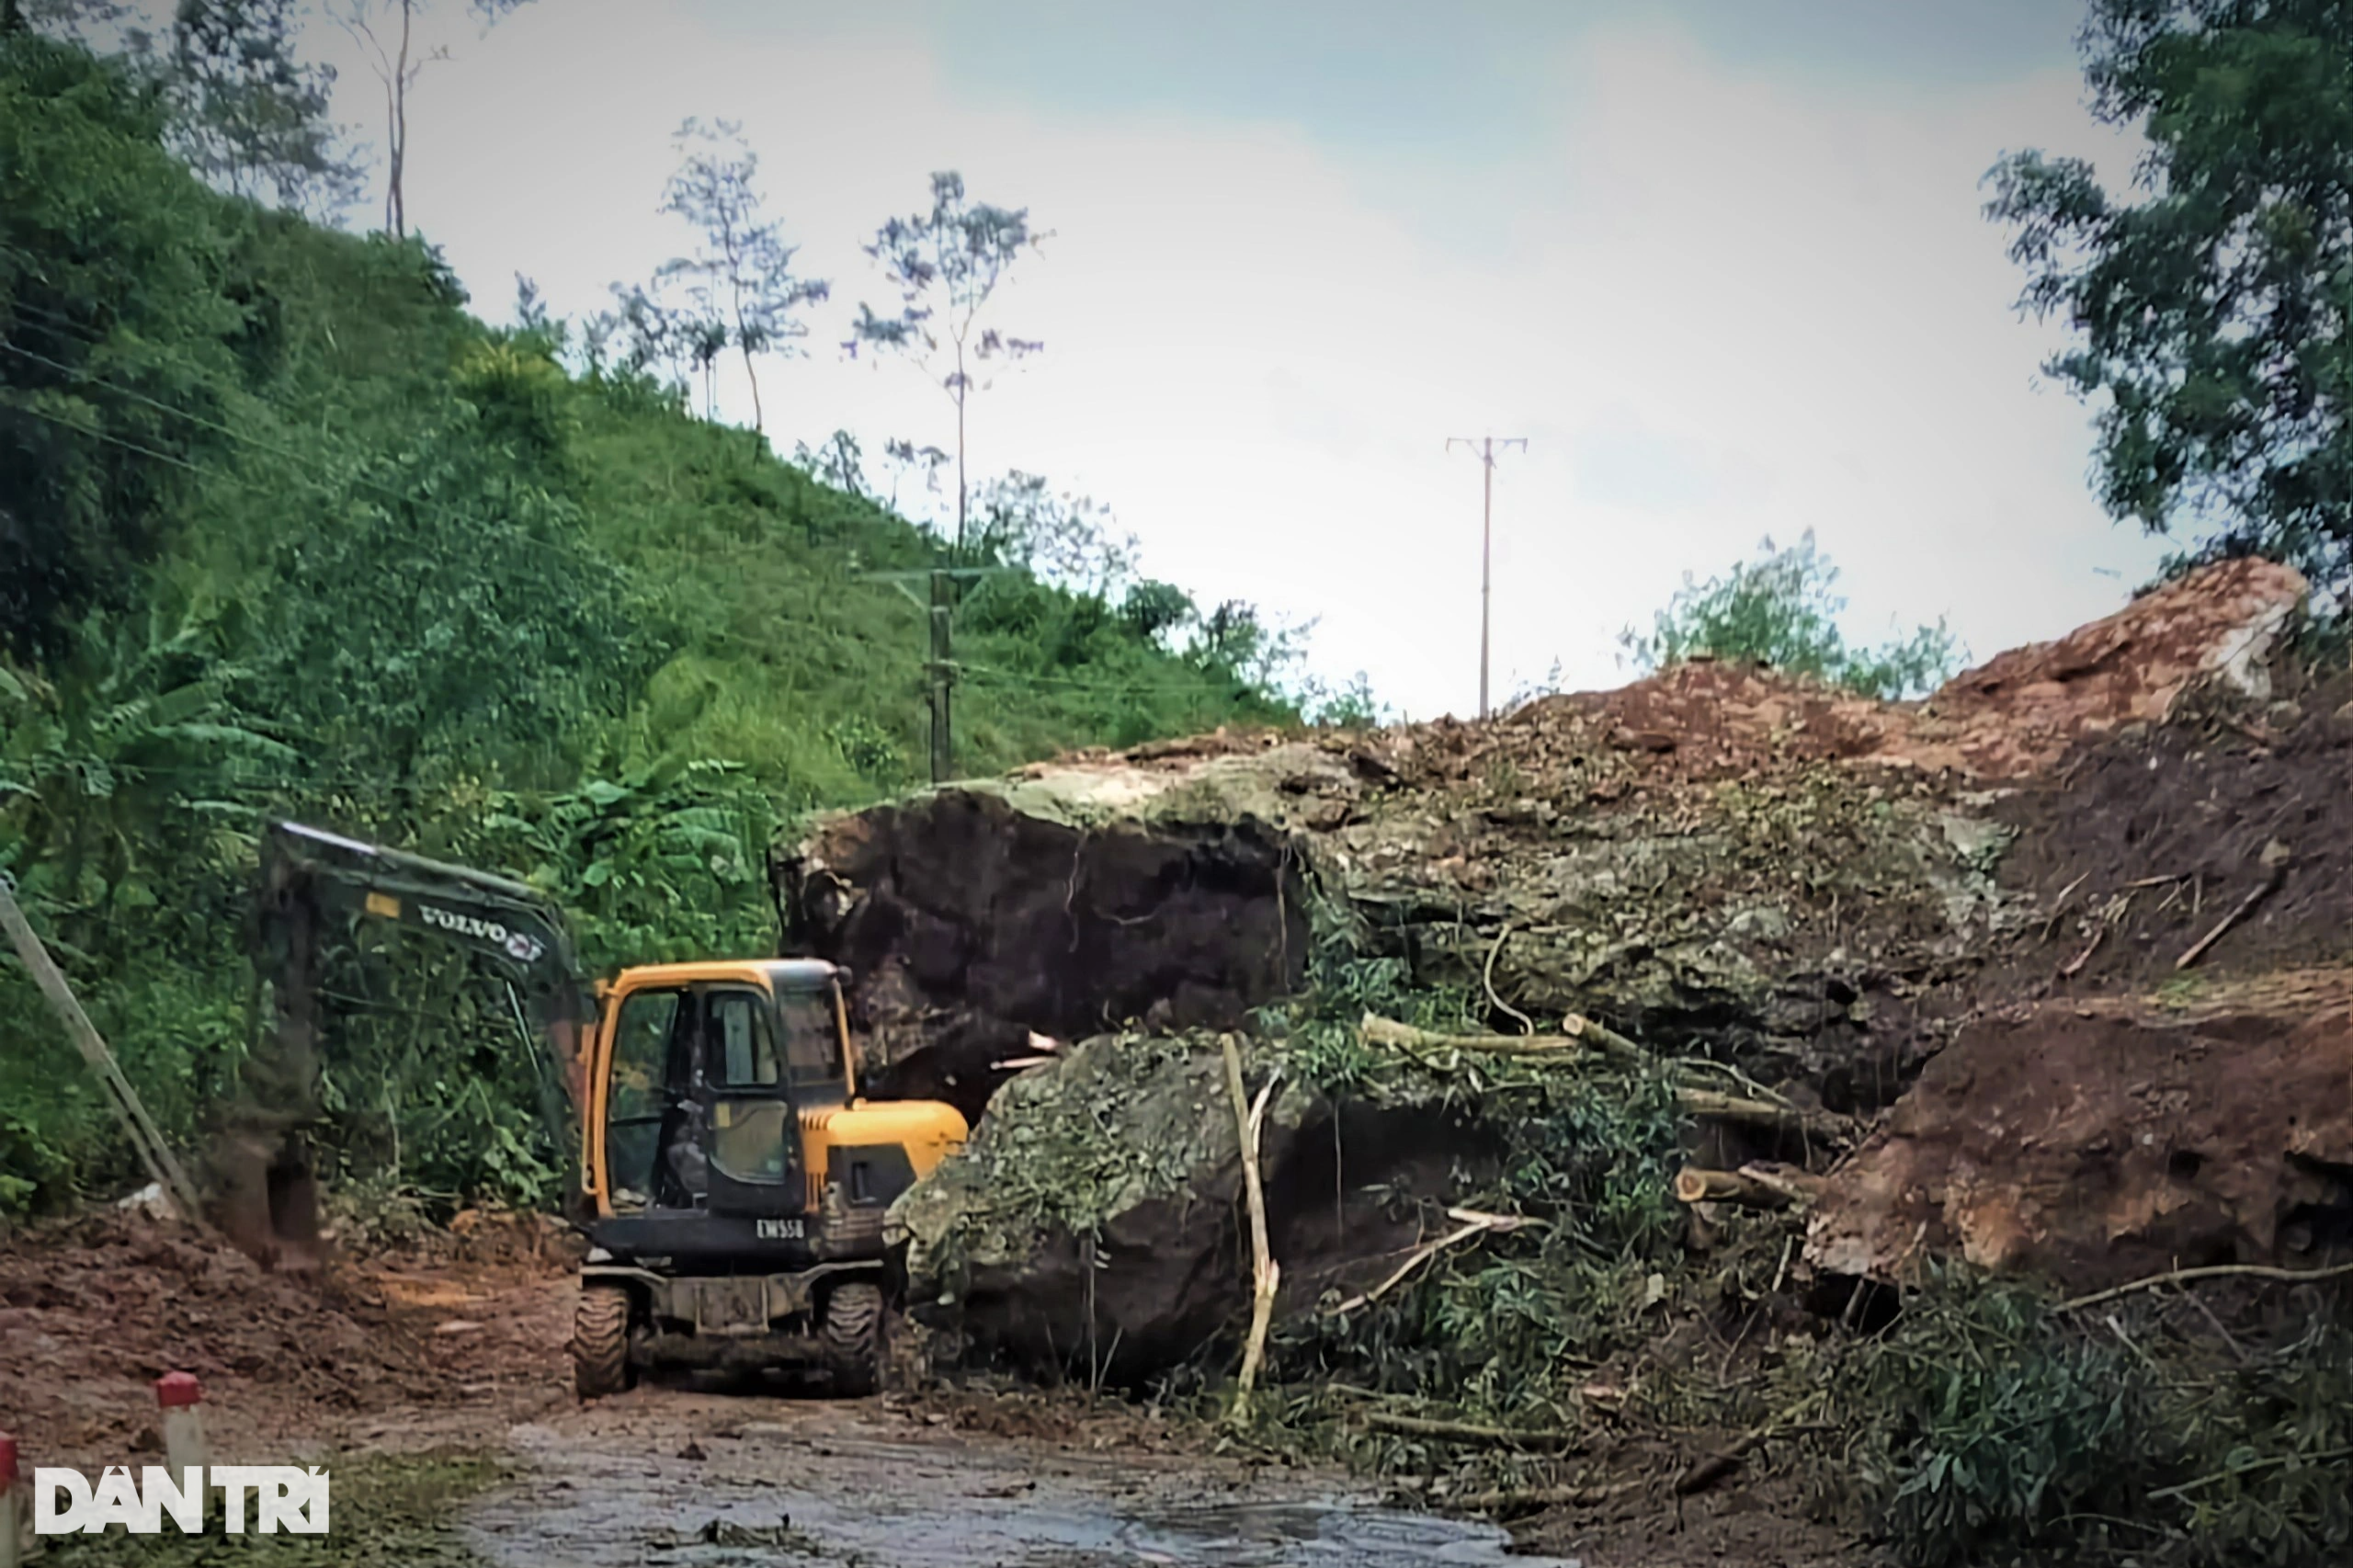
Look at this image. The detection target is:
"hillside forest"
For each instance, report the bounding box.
[0,9,1380,1216]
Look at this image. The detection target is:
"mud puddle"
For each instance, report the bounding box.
[464,1400,1580,1567]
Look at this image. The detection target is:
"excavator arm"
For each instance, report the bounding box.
[238,822,598,1256]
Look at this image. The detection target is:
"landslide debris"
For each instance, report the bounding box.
[777,559,2336,1365]
[1807,971,2353,1288]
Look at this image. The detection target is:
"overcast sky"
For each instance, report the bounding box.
[265,0,2164,720]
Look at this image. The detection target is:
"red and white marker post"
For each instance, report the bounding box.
[155,1374,209,1527]
[0,1430,23,1568]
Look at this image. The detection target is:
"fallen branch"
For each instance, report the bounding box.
[1674,1163,1830,1210]
[1327,1209,1524,1316]
[1222,1035,1279,1412]
[1677,1088,1857,1147]
[2175,842,2290,971]
[1363,1412,1584,1450]
[2149,1443,2353,1505]
[2056,1257,2353,1314]
[1674,1394,1829,1497]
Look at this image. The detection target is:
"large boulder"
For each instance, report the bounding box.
[891,1029,1495,1381]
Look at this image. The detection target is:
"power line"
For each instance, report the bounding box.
[1446,435,1528,721]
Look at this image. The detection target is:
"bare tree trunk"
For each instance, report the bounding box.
[953,341,968,558]
[742,343,763,434]
[389,0,412,237]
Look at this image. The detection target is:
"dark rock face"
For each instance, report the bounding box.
[779,790,1309,1123]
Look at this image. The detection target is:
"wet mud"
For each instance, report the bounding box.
[465,1394,1580,1568]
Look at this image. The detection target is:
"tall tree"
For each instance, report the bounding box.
[1989,2,2353,595]
[0,35,251,660]
[165,0,362,215]
[847,171,1046,554]
[654,118,827,437]
[333,0,529,238]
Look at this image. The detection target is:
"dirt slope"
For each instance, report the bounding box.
[0,1210,572,1470]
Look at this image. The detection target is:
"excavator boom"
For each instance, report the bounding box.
[225,822,597,1263]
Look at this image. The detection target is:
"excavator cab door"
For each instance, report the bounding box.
[692,983,807,1223]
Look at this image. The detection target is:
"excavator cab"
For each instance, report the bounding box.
[245,821,970,1399]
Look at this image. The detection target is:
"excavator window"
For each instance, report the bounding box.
[605,986,689,1210]
[776,986,846,1095]
[705,988,792,1186]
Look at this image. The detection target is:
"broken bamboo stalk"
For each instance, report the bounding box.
[1327,1209,1523,1316]
[1363,1412,1583,1449]
[1358,1013,1584,1059]
[1676,1087,1856,1146]
[1674,1162,1829,1210]
[1221,1034,1280,1412]
[0,876,210,1230]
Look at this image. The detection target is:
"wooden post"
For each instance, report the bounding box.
[0,877,208,1229]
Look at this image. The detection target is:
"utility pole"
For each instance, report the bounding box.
[863,564,1022,785]
[927,566,953,783]
[1446,435,1528,720]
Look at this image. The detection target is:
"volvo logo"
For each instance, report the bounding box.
[418,904,546,964]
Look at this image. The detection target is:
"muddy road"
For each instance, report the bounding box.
[5,1213,1615,1566]
[471,1392,1572,1568]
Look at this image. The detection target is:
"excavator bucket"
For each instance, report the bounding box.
[209,824,336,1270]
[206,1130,323,1272]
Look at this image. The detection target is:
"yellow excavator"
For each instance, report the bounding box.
[233,821,969,1397]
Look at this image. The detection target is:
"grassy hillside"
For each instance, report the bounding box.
[0,33,1298,1215]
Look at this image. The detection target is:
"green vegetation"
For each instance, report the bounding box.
[0,28,1313,1217]
[1989,0,2353,604]
[1619,529,1966,699]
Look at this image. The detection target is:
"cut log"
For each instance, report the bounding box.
[1677,1088,1856,1146]
[1561,1012,1653,1067]
[1675,1163,1830,1210]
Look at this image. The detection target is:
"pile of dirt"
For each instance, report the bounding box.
[0,1210,569,1469]
[1807,971,2353,1287]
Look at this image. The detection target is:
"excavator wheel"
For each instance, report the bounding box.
[821,1281,885,1397]
[572,1282,636,1399]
